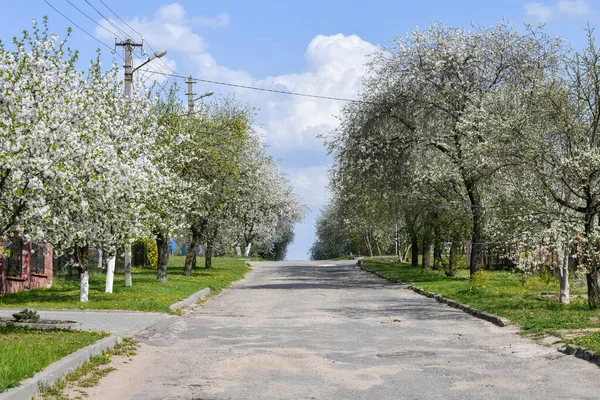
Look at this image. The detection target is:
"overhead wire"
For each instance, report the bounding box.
[94,0,178,76]
[43,0,121,58]
[84,0,130,39]
[137,70,370,104]
[97,0,143,38]
[47,1,368,105]
[64,0,121,40]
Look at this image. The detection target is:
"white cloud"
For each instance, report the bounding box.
[190,13,230,28]
[524,2,554,20]
[558,0,592,17]
[284,165,331,208]
[524,0,593,21]
[253,34,378,149]
[96,4,376,150]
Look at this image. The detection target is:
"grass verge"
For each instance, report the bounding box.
[362,259,600,353]
[0,257,249,313]
[0,326,108,393]
[38,337,138,400]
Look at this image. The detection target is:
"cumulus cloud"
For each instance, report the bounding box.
[524,0,593,21]
[253,34,378,149]
[95,3,376,150]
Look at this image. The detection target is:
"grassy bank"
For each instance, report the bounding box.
[362,259,600,352]
[0,326,108,393]
[0,257,249,313]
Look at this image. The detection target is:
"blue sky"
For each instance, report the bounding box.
[2,1,599,259]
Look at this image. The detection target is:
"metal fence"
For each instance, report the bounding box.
[6,237,23,277]
[30,243,46,274]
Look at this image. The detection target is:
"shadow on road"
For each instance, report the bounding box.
[242,262,391,290]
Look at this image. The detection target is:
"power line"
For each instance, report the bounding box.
[97,0,143,38]
[43,0,120,57]
[64,0,121,40]
[137,69,371,104]
[95,0,178,76]
[84,0,130,39]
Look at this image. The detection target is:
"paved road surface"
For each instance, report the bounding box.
[84,261,600,399]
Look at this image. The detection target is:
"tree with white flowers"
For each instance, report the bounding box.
[0,20,162,301]
[329,21,563,275]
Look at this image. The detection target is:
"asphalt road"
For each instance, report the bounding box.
[85,260,600,399]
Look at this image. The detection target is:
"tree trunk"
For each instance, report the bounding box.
[584,211,600,309]
[375,240,382,257]
[244,242,252,257]
[97,247,103,269]
[588,270,600,309]
[446,239,459,277]
[395,223,399,259]
[124,244,132,287]
[184,228,199,277]
[422,225,431,271]
[73,244,90,302]
[433,239,443,270]
[557,247,569,304]
[205,237,214,269]
[402,244,410,263]
[411,232,419,267]
[156,233,170,282]
[80,271,89,302]
[364,233,373,258]
[236,246,242,256]
[105,254,116,293]
[467,180,485,275]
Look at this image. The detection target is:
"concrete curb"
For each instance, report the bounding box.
[560,344,600,365]
[0,335,120,400]
[169,287,211,312]
[358,264,510,327]
[406,285,510,327]
[358,263,600,367]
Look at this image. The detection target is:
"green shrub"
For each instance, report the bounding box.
[469,270,492,292]
[12,308,40,322]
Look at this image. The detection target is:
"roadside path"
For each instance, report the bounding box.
[75,261,600,399]
[0,308,169,337]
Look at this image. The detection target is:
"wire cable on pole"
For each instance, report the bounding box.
[97,0,144,38]
[137,69,371,104]
[84,0,130,39]
[64,0,121,40]
[95,0,178,76]
[43,0,121,58]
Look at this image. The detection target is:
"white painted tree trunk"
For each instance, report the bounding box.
[105,255,116,294]
[557,248,570,304]
[97,248,103,269]
[80,271,89,302]
[235,246,242,256]
[124,244,132,287]
[244,243,252,257]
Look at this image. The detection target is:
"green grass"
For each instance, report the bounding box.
[362,259,600,341]
[0,326,108,393]
[0,256,249,313]
[39,337,138,399]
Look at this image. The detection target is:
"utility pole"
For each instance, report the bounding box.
[115,38,166,288]
[186,75,195,113]
[116,39,143,99]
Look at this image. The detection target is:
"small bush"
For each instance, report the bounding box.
[469,270,492,292]
[12,308,40,322]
